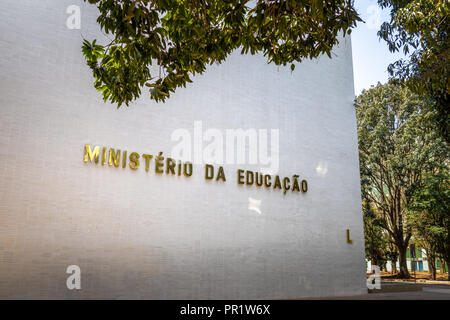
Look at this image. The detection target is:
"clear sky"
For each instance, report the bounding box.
[351,0,406,95]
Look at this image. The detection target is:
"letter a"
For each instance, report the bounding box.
[216,166,226,182]
[66,5,81,30]
[66,265,81,290]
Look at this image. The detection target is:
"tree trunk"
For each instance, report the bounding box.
[431,260,437,280]
[398,245,410,278]
[445,260,450,281]
[440,259,446,273]
[392,200,410,279]
[391,259,397,274]
[425,250,436,280]
[429,255,436,280]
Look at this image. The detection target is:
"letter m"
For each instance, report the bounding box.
[225,129,257,165]
[84,144,100,163]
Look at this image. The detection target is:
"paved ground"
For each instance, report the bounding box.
[325,282,450,300]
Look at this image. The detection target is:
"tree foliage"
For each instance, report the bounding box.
[408,169,450,280]
[82,0,360,107]
[377,0,450,142]
[363,201,389,269]
[356,82,448,278]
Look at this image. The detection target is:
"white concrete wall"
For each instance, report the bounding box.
[0,0,366,299]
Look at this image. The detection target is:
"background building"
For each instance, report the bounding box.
[367,248,449,273]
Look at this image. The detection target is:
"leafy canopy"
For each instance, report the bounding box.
[408,169,450,269]
[377,0,449,142]
[356,82,448,277]
[82,0,360,107]
[363,201,389,267]
[357,83,447,220]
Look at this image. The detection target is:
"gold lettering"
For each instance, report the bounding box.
[84,144,100,163]
[216,166,226,182]
[183,162,193,177]
[237,169,245,184]
[101,147,107,166]
[129,152,140,170]
[166,158,176,175]
[205,164,214,180]
[155,152,164,174]
[273,175,282,189]
[122,151,127,168]
[246,171,254,185]
[301,180,308,193]
[264,174,272,187]
[108,148,121,167]
[255,172,263,186]
[142,154,153,172]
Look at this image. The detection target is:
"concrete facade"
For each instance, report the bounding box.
[0,0,366,299]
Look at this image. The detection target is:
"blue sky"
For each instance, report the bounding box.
[351,0,406,94]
